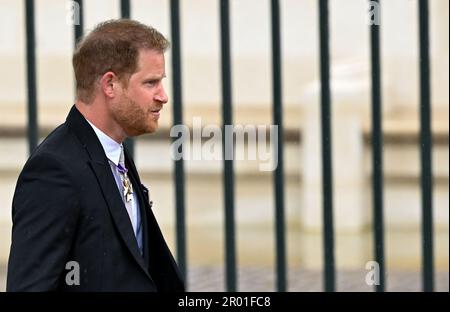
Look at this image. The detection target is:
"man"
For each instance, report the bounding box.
[7,19,184,292]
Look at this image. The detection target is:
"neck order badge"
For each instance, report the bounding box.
[118,147,133,202]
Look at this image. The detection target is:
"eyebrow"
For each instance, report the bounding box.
[143,74,166,81]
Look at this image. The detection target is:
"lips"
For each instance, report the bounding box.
[151,108,161,118]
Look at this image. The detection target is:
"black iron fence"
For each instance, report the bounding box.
[21,0,436,292]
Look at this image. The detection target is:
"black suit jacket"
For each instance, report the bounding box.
[7,106,184,292]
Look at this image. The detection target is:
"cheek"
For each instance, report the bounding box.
[134,88,153,104]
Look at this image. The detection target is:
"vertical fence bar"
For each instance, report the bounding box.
[369,0,386,292]
[170,0,187,285]
[270,0,286,292]
[25,0,38,155]
[120,0,130,19]
[318,0,335,292]
[418,0,434,292]
[220,0,237,292]
[74,0,83,46]
[120,0,135,159]
[73,0,84,118]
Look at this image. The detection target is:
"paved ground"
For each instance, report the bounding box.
[186,266,449,292]
[1,264,448,292]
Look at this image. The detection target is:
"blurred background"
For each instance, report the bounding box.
[0,0,448,291]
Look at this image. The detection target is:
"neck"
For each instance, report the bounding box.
[75,99,127,143]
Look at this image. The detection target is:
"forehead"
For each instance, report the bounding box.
[134,49,165,77]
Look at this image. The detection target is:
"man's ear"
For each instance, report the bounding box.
[99,71,119,98]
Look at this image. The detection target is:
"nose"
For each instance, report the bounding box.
[155,84,168,104]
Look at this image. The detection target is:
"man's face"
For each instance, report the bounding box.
[111,49,168,137]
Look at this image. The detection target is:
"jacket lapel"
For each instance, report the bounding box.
[124,149,185,291]
[65,106,152,280]
[88,161,151,278]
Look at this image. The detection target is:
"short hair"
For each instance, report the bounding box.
[72,19,170,103]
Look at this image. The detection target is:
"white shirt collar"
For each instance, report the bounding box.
[85,119,122,166]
